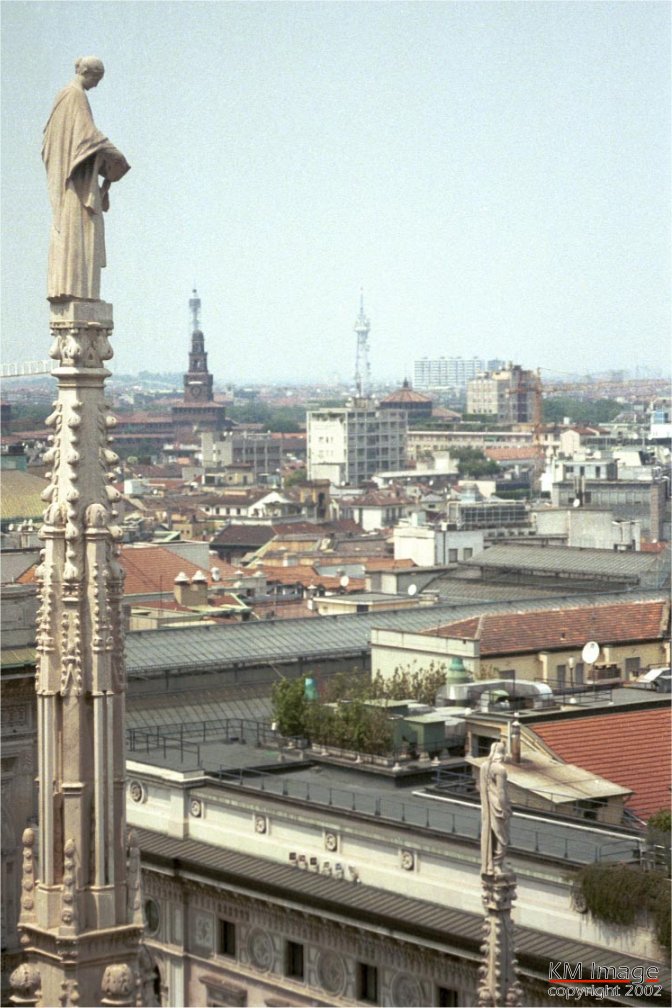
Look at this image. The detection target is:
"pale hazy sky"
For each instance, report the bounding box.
[1,1,669,385]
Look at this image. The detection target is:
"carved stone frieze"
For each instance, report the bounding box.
[127,830,144,927]
[60,838,79,931]
[19,828,37,925]
[58,978,80,1007]
[142,869,181,904]
[59,612,82,696]
[49,323,113,370]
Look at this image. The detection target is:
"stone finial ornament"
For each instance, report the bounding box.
[9,963,41,1006]
[100,963,136,1007]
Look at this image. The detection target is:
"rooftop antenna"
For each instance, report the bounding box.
[354,289,371,397]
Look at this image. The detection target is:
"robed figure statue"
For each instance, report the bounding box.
[480,741,511,875]
[42,56,130,301]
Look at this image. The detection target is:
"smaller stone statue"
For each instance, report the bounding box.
[480,740,511,875]
[42,57,130,302]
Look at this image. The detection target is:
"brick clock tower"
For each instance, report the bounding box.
[171,290,227,445]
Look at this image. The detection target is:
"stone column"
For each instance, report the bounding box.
[12,301,144,1007]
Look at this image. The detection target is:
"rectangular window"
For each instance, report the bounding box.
[357,963,378,1004]
[556,664,566,688]
[463,548,473,559]
[476,735,493,756]
[448,549,458,563]
[574,662,584,685]
[625,657,641,678]
[437,989,459,1007]
[285,941,304,980]
[217,919,237,958]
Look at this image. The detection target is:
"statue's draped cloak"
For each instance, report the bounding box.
[42,82,129,300]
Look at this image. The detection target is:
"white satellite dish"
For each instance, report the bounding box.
[581,640,600,664]
[339,574,350,588]
[572,498,581,508]
[407,584,418,596]
[210,567,221,582]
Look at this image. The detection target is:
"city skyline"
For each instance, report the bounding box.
[1,1,669,383]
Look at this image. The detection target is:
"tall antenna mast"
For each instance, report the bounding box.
[354,289,371,397]
[189,287,201,333]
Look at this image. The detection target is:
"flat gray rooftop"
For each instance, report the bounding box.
[127,731,643,868]
[125,588,663,675]
[465,544,665,579]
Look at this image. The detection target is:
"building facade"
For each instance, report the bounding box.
[307,400,407,486]
[413,358,504,390]
[466,365,539,425]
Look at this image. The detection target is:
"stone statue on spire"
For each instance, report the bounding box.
[480,740,511,875]
[42,56,130,302]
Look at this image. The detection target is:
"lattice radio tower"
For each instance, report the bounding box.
[353,290,371,397]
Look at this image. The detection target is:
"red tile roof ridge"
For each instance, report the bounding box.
[532,707,671,818]
[420,598,669,653]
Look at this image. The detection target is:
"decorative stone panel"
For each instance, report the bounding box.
[391,971,424,1007]
[400,848,415,871]
[247,928,274,971]
[128,779,146,804]
[316,950,347,996]
[324,830,338,852]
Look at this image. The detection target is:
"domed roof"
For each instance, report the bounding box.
[381,379,432,405]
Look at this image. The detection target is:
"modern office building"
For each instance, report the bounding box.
[307,399,407,486]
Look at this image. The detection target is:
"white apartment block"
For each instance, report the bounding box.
[307,400,407,486]
[414,356,504,389]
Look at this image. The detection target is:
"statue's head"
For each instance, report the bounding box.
[75,56,105,90]
[490,740,506,761]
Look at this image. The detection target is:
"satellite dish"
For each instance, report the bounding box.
[407,584,418,596]
[572,498,581,508]
[581,640,600,664]
[210,567,221,582]
[339,575,350,588]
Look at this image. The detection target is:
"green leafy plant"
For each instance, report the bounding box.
[271,664,448,756]
[370,662,448,706]
[271,677,309,738]
[575,864,670,951]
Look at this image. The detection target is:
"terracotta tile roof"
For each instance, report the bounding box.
[532,708,671,819]
[211,524,276,548]
[640,541,668,554]
[259,564,365,592]
[18,544,220,596]
[421,599,669,654]
[118,545,215,596]
[1,470,50,522]
[484,445,544,461]
[364,558,417,571]
[381,384,432,405]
